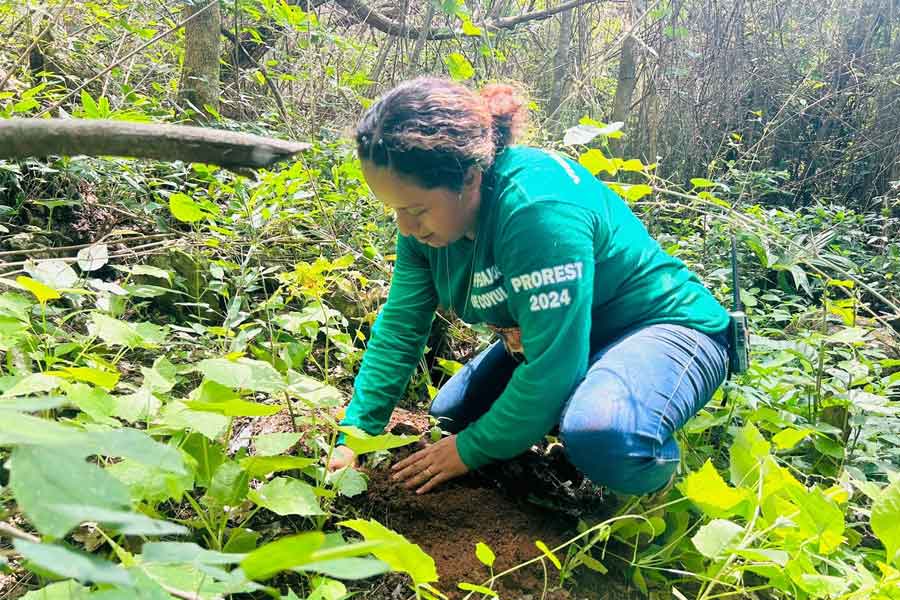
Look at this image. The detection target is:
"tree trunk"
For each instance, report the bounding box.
[547,8,574,129]
[178,0,221,122]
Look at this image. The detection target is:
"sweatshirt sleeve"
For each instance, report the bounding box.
[455,201,595,469]
[340,234,438,440]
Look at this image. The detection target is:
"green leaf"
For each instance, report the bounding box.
[80,90,99,118]
[58,366,120,390]
[169,193,207,223]
[127,264,172,283]
[729,423,771,488]
[783,486,845,554]
[241,532,327,580]
[239,455,317,478]
[460,16,482,36]
[89,313,167,349]
[185,397,282,417]
[339,518,438,585]
[444,52,474,81]
[690,177,715,188]
[579,149,617,176]
[107,459,193,504]
[158,400,230,441]
[535,540,561,569]
[772,428,813,450]
[287,371,343,407]
[458,582,497,596]
[9,446,131,537]
[180,432,226,487]
[578,554,608,574]
[254,432,301,456]
[49,505,188,536]
[475,541,495,568]
[691,519,744,559]
[141,356,176,393]
[679,460,750,518]
[3,373,64,397]
[733,548,789,566]
[339,426,418,455]
[871,479,900,565]
[295,557,390,580]
[325,466,368,498]
[20,581,88,600]
[799,574,848,597]
[307,578,346,600]
[141,542,245,565]
[24,259,78,290]
[114,387,162,422]
[197,358,286,393]
[16,275,60,304]
[16,540,131,585]
[248,477,324,516]
[203,460,249,507]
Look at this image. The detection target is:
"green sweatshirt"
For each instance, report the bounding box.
[341,146,729,470]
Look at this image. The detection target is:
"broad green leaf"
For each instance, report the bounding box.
[197,358,286,393]
[0,409,84,445]
[578,554,608,574]
[191,379,240,403]
[772,428,813,450]
[691,519,743,559]
[158,400,229,441]
[733,548,789,566]
[679,460,750,518]
[185,397,282,417]
[729,423,771,488]
[203,460,249,507]
[325,466,368,498]
[54,366,119,390]
[579,149,617,176]
[784,486,845,554]
[799,574,848,597]
[20,580,88,600]
[114,386,162,422]
[141,563,237,599]
[0,395,66,412]
[460,16,482,36]
[141,357,176,393]
[77,244,109,271]
[476,541,496,567]
[295,557,390,580]
[180,432,226,487]
[619,158,646,172]
[826,326,869,344]
[89,313,167,348]
[16,540,131,586]
[241,532,326,580]
[254,432,301,456]
[49,505,187,536]
[3,373,64,397]
[9,446,131,537]
[339,518,437,585]
[690,178,715,188]
[621,184,654,201]
[79,428,186,473]
[127,264,172,283]
[458,583,497,596]
[107,459,193,504]
[872,479,900,565]
[141,542,245,565]
[248,477,324,516]
[287,371,343,407]
[444,52,474,80]
[239,455,317,478]
[339,426,418,455]
[16,275,60,304]
[307,578,346,600]
[169,193,207,223]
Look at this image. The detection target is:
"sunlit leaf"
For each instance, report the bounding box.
[339,426,418,455]
[77,244,109,272]
[15,540,132,586]
[248,477,324,516]
[339,519,437,586]
[691,519,743,559]
[16,276,60,304]
[169,193,207,223]
[444,52,474,81]
[872,479,900,566]
[679,460,750,518]
[197,358,286,393]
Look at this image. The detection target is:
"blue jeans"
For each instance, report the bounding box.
[430,324,729,495]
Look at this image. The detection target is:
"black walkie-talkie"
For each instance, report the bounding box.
[728,235,750,375]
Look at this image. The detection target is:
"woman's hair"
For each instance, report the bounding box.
[355,77,527,191]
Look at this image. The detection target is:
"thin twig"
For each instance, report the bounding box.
[0,522,40,543]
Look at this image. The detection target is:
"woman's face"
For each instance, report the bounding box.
[361,161,481,248]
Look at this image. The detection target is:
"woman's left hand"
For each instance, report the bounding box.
[391,434,469,494]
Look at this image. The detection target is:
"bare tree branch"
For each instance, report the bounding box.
[0,119,310,170]
[332,0,606,40]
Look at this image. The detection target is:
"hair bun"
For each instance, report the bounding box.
[479,84,527,150]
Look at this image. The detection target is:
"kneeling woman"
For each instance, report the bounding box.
[328,78,730,496]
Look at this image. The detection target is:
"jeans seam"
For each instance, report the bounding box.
[652,327,701,454]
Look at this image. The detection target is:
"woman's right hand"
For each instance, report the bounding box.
[327,445,357,471]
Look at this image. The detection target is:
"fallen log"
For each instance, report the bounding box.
[0,119,310,169]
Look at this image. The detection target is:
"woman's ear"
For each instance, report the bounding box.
[463,167,482,189]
